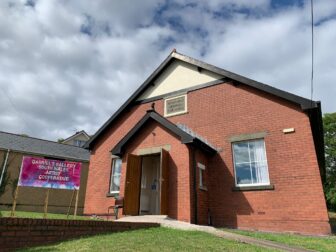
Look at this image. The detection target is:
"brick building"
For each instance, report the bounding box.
[84,50,330,235]
[62,130,90,147]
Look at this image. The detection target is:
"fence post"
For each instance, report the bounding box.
[43,188,50,219]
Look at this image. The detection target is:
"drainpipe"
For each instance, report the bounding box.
[192,146,198,224]
[0,149,10,187]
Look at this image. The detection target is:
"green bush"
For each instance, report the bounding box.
[323,113,336,211]
[326,187,336,211]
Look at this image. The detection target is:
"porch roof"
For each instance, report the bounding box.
[111,110,217,156]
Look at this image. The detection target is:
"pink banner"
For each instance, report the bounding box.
[18,156,81,190]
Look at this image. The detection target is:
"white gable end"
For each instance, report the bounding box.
[138,60,222,100]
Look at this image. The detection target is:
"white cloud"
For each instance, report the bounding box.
[0,0,335,141]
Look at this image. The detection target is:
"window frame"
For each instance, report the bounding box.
[74,139,85,147]
[164,94,188,117]
[232,138,270,187]
[109,158,122,195]
[198,162,207,190]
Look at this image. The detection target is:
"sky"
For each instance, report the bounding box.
[0,0,335,141]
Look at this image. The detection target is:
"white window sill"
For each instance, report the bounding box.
[199,186,207,191]
[106,191,120,197]
[232,184,274,192]
[164,111,188,118]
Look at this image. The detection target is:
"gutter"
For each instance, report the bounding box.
[306,102,326,184]
[0,147,89,163]
[0,149,10,188]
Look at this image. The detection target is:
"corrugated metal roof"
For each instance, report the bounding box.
[176,123,217,150]
[0,131,90,162]
[111,110,217,156]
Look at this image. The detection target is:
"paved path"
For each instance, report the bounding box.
[117,215,314,252]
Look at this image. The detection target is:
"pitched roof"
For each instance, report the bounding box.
[111,110,217,156]
[84,50,324,182]
[85,50,320,150]
[0,131,90,162]
[62,130,90,143]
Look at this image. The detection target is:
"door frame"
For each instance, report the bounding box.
[160,148,169,215]
[124,148,169,216]
[138,153,161,215]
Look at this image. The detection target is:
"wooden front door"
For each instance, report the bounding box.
[124,154,142,215]
[160,149,169,215]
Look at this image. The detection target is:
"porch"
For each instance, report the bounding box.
[110,109,217,223]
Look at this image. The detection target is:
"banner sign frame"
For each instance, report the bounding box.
[18,156,81,190]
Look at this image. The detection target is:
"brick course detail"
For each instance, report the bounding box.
[0,217,159,251]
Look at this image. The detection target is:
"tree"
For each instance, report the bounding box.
[0,153,10,196]
[0,153,13,201]
[57,138,64,143]
[323,113,336,210]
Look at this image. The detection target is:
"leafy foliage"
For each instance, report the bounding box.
[0,153,12,218]
[0,170,10,197]
[323,113,336,210]
[0,152,18,205]
[0,154,11,198]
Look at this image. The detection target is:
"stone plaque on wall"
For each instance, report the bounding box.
[165,95,186,116]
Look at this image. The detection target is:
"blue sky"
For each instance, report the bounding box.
[0,0,335,140]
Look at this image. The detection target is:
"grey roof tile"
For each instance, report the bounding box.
[0,131,90,161]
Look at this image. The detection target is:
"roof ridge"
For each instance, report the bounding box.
[62,130,90,143]
[85,49,321,149]
[171,51,318,106]
[0,130,86,150]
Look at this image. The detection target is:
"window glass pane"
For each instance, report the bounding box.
[235,163,252,185]
[199,169,206,187]
[251,161,269,184]
[233,142,250,163]
[249,139,266,163]
[201,170,205,187]
[110,159,122,192]
[74,140,85,147]
[250,163,257,184]
[114,159,122,175]
[111,175,120,192]
[233,139,270,186]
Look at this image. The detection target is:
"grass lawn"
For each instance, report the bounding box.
[0,210,91,220]
[19,227,276,252]
[225,229,336,252]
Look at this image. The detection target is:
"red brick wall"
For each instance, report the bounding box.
[119,121,191,222]
[0,217,159,251]
[84,104,158,215]
[84,81,330,235]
